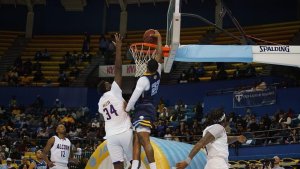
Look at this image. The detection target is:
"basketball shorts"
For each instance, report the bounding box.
[133,103,156,130]
[204,157,229,169]
[50,165,68,169]
[106,129,133,163]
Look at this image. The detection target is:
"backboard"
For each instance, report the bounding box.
[165,0,181,73]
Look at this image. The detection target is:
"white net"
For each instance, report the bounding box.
[130,43,157,77]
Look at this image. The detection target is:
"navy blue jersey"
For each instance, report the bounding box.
[133,71,160,129]
[32,160,47,169]
[137,71,160,104]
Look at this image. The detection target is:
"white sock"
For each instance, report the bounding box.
[131,160,139,169]
[149,162,157,169]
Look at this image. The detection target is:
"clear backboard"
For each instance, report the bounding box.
[165,0,181,73]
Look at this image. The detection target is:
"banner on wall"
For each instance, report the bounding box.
[99,64,136,77]
[233,87,276,108]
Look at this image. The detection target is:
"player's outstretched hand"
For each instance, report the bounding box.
[114,33,123,48]
[176,161,188,169]
[237,135,247,143]
[69,158,79,165]
[47,161,55,168]
[150,30,161,38]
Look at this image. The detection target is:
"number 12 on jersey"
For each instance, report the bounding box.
[61,151,66,157]
[103,104,118,120]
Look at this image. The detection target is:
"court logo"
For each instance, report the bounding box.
[235,94,243,102]
[259,46,290,53]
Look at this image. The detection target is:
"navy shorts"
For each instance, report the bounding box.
[132,103,156,129]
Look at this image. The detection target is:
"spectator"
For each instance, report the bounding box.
[195,63,205,79]
[245,64,256,77]
[18,157,30,169]
[71,51,79,66]
[216,67,228,80]
[210,70,217,81]
[14,56,22,69]
[34,51,42,61]
[232,66,241,79]
[33,69,44,82]
[20,74,31,86]
[99,34,108,56]
[53,98,62,108]
[32,95,44,110]
[9,96,17,109]
[279,112,292,126]
[164,128,172,140]
[33,60,42,71]
[82,32,90,53]
[42,49,50,60]
[8,67,19,86]
[272,156,284,169]
[159,107,170,120]
[2,157,17,169]
[22,59,32,75]
[178,71,188,84]
[104,38,116,64]
[69,66,81,78]
[58,70,69,87]
[187,65,196,82]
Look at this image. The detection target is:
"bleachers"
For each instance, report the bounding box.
[21,35,96,86]
[0,30,23,58]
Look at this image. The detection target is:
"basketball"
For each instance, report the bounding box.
[143,29,158,44]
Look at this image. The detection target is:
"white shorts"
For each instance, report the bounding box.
[204,157,229,169]
[50,166,68,169]
[106,129,133,163]
[135,125,151,133]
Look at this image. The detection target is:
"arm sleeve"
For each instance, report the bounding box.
[157,63,162,76]
[110,81,123,100]
[206,124,225,139]
[125,77,149,112]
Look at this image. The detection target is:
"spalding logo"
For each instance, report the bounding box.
[259,46,290,52]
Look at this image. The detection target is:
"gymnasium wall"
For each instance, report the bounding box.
[0,0,298,34]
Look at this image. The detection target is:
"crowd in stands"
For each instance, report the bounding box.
[0,32,121,87]
[0,95,102,167]
[152,98,300,146]
[0,48,86,87]
[178,62,258,83]
[0,93,299,167]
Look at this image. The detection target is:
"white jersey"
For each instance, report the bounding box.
[50,136,71,167]
[98,81,132,137]
[203,124,229,160]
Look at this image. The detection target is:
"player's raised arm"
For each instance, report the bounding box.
[152,30,163,64]
[114,33,123,87]
[42,137,55,168]
[176,132,215,169]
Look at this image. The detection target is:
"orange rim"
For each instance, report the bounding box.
[130,43,170,57]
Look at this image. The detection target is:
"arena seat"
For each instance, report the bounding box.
[21,34,97,86]
[0,30,23,58]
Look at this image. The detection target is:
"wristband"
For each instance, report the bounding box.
[185,157,192,164]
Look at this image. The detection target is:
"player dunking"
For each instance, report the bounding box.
[126,30,163,169]
[176,108,247,169]
[42,124,77,169]
[98,33,133,169]
[28,149,47,169]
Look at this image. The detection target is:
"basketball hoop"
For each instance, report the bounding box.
[130,43,169,77]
